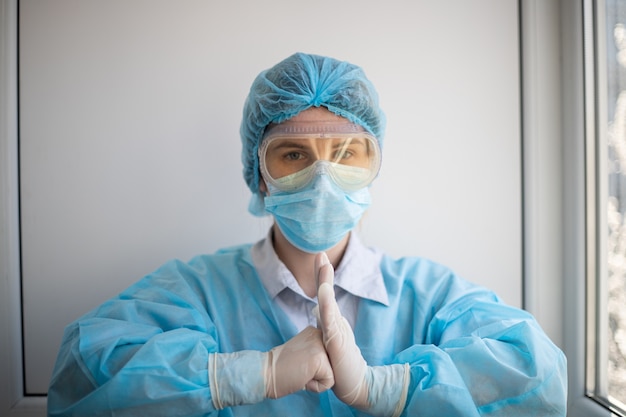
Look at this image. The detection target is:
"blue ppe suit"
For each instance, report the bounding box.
[47,244,567,416]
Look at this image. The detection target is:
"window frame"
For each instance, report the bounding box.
[0,0,47,415]
[582,0,626,413]
[521,0,625,415]
[558,0,624,415]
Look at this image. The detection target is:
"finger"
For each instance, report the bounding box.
[315,254,344,349]
[315,252,334,288]
[305,369,335,393]
[318,264,335,294]
[312,305,321,327]
[315,252,337,329]
[318,281,341,342]
[304,328,336,393]
[314,252,324,287]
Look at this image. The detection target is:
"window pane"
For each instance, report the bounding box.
[606,0,626,406]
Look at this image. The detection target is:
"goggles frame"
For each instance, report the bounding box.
[258,124,381,192]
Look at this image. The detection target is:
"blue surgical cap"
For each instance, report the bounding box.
[240,52,386,197]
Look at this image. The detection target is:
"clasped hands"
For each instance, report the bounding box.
[265,252,370,409]
[209,253,408,415]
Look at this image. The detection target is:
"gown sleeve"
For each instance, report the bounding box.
[386,259,567,417]
[47,259,222,417]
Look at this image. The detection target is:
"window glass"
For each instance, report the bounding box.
[605,0,626,407]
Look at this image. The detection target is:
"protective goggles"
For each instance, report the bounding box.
[259,122,381,192]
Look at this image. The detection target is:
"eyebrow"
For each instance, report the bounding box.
[268,140,310,151]
[334,138,367,148]
[268,138,369,152]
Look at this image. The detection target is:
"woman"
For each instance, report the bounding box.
[47,52,567,416]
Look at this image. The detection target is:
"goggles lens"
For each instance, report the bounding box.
[259,129,381,192]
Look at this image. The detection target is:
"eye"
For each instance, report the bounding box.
[334,149,354,160]
[284,151,306,161]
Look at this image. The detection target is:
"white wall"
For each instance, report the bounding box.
[13,0,521,401]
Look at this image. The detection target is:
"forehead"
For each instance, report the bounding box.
[285,107,349,124]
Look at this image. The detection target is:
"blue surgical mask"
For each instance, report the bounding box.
[263,171,371,253]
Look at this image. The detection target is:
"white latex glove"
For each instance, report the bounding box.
[209,326,334,409]
[265,326,335,398]
[316,252,370,407]
[316,252,410,417]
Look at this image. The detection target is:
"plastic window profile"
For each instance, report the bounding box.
[583,0,626,414]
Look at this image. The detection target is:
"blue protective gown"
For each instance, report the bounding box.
[47,243,567,416]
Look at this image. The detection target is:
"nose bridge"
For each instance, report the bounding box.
[311,160,332,176]
[313,137,334,162]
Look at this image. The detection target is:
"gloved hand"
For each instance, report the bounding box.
[316,252,369,407]
[316,252,410,417]
[208,326,334,409]
[265,326,335,398]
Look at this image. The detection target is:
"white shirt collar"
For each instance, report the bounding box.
[251,229,389,306]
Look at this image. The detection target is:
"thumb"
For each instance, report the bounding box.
[315,252,339,333]
[315,252,336,321]
[315,252,334,288]
[317,275,343,348]
[315,253,349,351]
